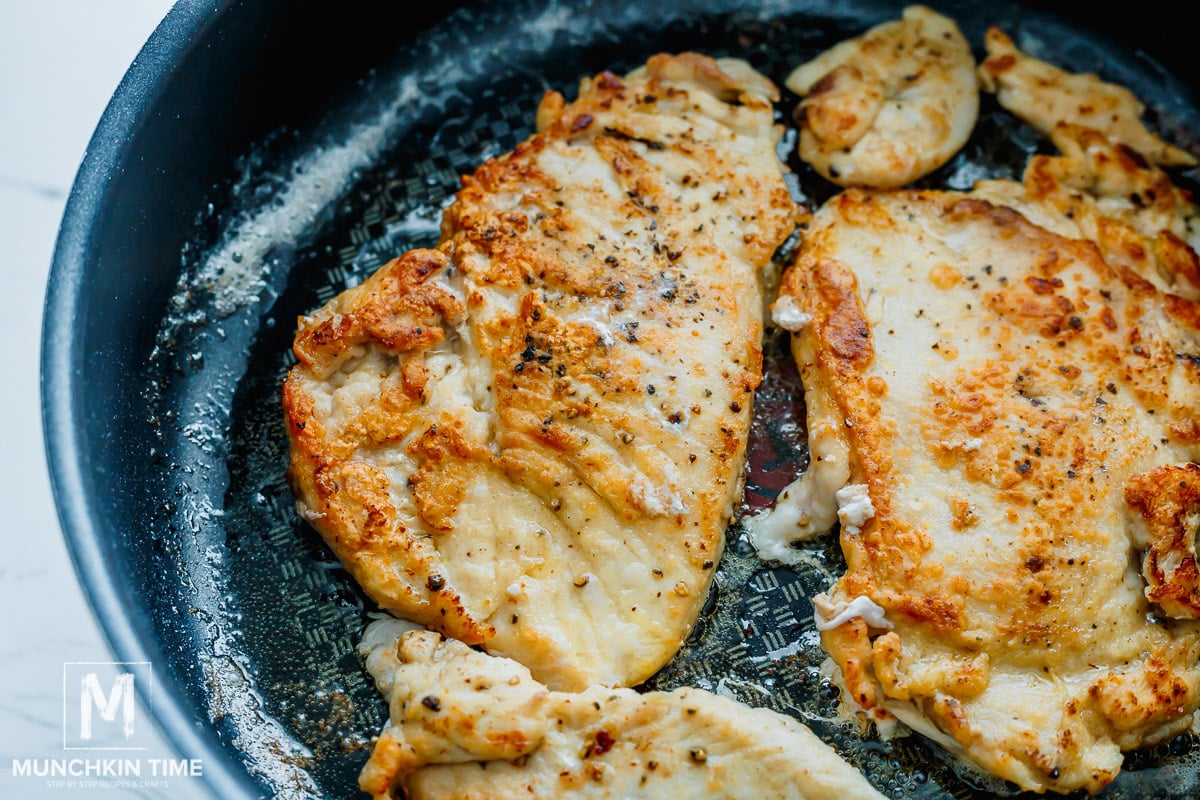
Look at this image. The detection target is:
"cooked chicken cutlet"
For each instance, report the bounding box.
[283,53,795,691]
[784,5,979,190]
[978,26,1197,168]
[776,169,1200,791]
[355,616,887,800]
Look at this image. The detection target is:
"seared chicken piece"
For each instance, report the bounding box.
[1125,464,1200,619]
[979,26,1197,167]
[777,172,1200,791]
[785,5,979,189]
[1016,123,1199,247]
[283,53,795,691]
[971,123,1200,297]
[356,617,887,800]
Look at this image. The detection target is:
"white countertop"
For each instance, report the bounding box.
[0,2,210,797]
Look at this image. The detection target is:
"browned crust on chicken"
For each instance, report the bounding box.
[1125,464,1200,618]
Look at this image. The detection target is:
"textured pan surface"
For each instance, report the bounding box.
[78,0,1200,797]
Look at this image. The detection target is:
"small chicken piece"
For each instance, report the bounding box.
[978,26,1197,168]
[1027,123,1200,242]
[283,53,795,691]
[1125,464,1200,619]
[785,5,979,189]
[777,179,1200,793]
[356,617,887,800]
[974,122,1200,299]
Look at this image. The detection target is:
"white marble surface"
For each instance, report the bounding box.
[0,2,210,797]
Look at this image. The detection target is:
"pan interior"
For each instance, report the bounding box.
[134,1,1200,797]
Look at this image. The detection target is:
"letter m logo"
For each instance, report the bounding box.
[63,662,153,750]
[81,671,134,740]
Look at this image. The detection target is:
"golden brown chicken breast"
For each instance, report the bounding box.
[772,117,1200,792]
[283,52,795,691]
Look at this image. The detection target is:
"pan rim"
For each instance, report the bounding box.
[40,0,260,797]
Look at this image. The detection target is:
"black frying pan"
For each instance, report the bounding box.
[41,1,1200,798]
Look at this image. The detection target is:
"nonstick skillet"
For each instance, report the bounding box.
[42,1,1200,797]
